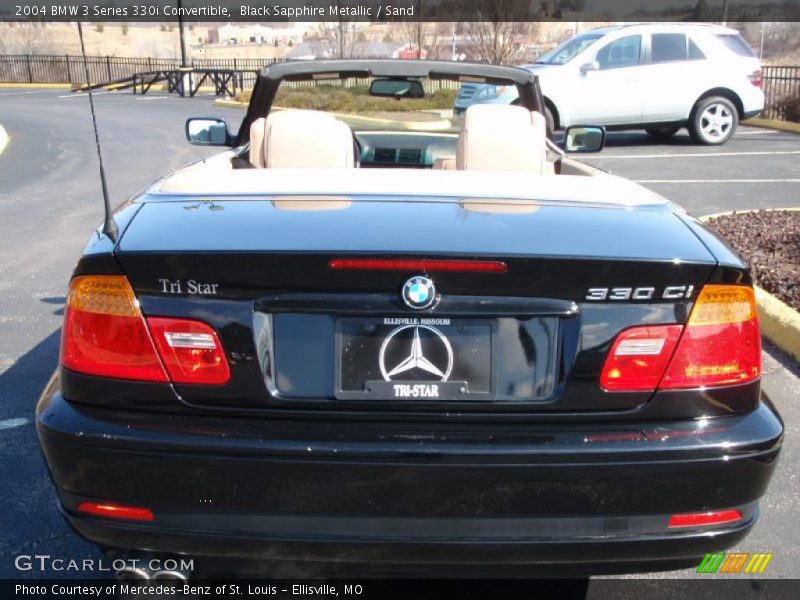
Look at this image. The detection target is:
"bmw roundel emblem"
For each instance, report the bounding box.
[402,276,436,310]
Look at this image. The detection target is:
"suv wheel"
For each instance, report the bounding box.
[646,127,680,139]
[689,97,738,145]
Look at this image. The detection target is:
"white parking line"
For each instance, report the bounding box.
[0,417,30,431]
[593,150,800,159]
[736,129,778,135]
[637,178,800,184]
[57,91,113,99]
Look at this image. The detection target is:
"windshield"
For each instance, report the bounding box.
[535,33,604,65]
[271,77,463,133]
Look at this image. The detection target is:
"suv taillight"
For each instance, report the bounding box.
[600,285,760,391]
[61,275,229,384]
[748,69,762,88]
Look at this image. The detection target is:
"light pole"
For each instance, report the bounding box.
[177,0,188,68]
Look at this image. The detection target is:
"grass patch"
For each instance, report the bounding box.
[743,117,800,134]
[236,84,456,113]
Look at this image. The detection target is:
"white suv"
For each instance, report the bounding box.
[456,24,764,145]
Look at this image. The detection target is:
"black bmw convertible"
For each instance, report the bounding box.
[36,60,782,578]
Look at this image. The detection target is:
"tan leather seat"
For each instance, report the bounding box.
[249,110,355,169]
[456,105,547,174]
[433,157,456,170]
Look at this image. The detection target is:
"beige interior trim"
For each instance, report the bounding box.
[460,201,540,214]
[271,196,352,211]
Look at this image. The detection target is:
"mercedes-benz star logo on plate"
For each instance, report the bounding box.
[379,325,453,382]
[402,276,436,310]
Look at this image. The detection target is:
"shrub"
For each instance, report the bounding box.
[235,84,457,113]
[771,94,800,123]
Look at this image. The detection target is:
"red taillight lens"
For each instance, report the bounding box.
[668,509,742,528]
[748,69,762,88]
[660,285,760,389]
[600,325,683,391]
[61,276,168,382]
[147,317,230,385]
[599,285,760,392]
[77,501,154,522]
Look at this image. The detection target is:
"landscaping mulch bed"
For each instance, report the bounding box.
[706,210,800,311]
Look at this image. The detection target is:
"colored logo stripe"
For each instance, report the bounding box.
[745,553,774,574]
[697,552,773,574]
[697,552,726,573]
[720,553,749,573]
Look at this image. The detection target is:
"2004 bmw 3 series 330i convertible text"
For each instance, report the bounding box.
[37,60,782,578]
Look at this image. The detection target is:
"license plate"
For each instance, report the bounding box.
[335,317,493,400]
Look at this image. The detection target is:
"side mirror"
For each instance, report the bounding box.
[369,78,425,99]
[580,61,599,74]
[185,117,232,146]
[563,126,606,153]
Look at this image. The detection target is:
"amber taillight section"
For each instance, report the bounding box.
[61,276,168,382]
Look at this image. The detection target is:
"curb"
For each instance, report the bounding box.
[754,285,800,363]
[0,82,72,89]
[741,117,800,134]
[701,210,800,362]
[0,124,9,157]
[214,99,246,108]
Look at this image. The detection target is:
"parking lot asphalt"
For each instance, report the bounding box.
[0,89,797,583]
[583,127,800,216]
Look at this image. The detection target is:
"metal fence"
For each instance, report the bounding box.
[0,55,280,89]
[762,65,800,121]
[0,54,461,93]
[0,55,796,118]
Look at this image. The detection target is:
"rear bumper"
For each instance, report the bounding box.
[37,380,783,576]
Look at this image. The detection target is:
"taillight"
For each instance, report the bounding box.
[600,325,683,391]
[748,69,762,88]
[328,258,508,273]
[61,276,168,382]
[660,285,760,389]
[61,275,230,385]
[599,285,760,392]
[147,317,230,385]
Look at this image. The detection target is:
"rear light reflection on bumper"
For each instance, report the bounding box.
[668,510,742,528]
[77,501,154,522]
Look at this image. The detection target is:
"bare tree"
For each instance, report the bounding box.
[400,1,448,59]
[456,1,541,64]
[314,0,362,58]
[0,22,58,55]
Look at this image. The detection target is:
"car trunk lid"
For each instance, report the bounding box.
[114,196,718,413]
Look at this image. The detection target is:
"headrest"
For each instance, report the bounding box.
[456,104,547,174]
[249,109,355,169]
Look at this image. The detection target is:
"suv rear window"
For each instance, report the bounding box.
[652,33,687,62]
[715,34,757,57]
